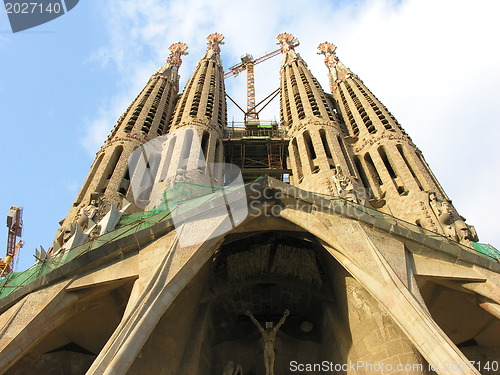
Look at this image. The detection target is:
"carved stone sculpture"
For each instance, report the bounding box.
[332,165,358,202]
[428,192,477,243]
[246,309,289,375]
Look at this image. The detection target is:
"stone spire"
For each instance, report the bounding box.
[157,42,189,75]
[278,33,363,201]
[147,33,227,209]
[317,42,351,85]
[319,42,478,244]
[169,33,226,131]
[54,43,186,248]
[278,33,339,129]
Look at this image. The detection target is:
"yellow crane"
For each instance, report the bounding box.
[224,48,282,124]
[1,206,24,277]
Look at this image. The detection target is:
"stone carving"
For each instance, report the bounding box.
[246,309,289,375]
[418,200,440,233]
[276,32,299,53]
[222,361,243,375]
[317,42,338,69]
[76,192,100,230]
[287,119,337,139]
[353,133,415,153]
[103,134,150,150]
[207,33,225,53]
[167,42,188,67]
[317,42,353,81]
[332,165,358,202]
[428,193,478,243]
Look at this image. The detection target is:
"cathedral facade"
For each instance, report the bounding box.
[0,33,499,375]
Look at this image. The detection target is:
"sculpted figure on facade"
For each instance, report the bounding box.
[246,309,289,375]
[332,165,358,203]
[429,193,477,243]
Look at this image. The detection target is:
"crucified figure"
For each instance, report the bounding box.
[246,309,290,375]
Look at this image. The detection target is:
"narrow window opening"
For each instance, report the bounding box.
[337,136,355,176]
[180,129,194,170]
[159,137,176,182]
[75,153,104,205]
[303,131,316,159]
[201,131,210,160]
[364,153,382,187]
[97,146,123,194]
[291,138,303,181]
[378,146,397,179]
[378,145,406,194]
[354,157,374,199]
[118,169,131,196]
[319,129,332,159]
[396,144,424,191]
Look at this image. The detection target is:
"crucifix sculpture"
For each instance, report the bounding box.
[246,309,290,375]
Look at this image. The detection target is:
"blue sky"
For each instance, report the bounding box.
[1,0,499,272]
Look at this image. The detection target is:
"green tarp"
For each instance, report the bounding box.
[471,242,500,261]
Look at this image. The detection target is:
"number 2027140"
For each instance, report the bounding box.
[5,2,62,14]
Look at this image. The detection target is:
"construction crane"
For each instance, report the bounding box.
[1,206,24,277]
[224,48,282,124]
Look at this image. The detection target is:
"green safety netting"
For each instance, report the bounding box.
[0,180,248,300]
[471,242,500,261]
[0,208,170,300]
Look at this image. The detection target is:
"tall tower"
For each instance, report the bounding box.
[148,34,226,208]
[54,43,187,247]
[1,34,499,375]
[278,33,365,203]
[318,42,477,244]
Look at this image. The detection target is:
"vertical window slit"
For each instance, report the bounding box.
[201,131,210,160]
[319,129,332,159]
[303,131,316,159]
[337,136,355,176]
[396,144,423,191]
[365,152,382,187]
[97,146,124,194]
[75,153,104,205]
[291,138,303,181]
[159,137,176,182]
[354,156,374,199]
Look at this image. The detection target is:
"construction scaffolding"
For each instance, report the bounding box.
[223,121,290,182]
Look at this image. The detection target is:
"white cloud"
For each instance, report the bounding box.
[83,0,499,246]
